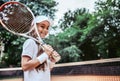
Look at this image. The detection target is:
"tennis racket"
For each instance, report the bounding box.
[0,1,61,62]
[0,1,43,44]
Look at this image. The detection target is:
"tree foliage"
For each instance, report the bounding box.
[47,0,120,62]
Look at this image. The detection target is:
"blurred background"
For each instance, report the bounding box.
[0,0,120,81]
[0,0,120,68]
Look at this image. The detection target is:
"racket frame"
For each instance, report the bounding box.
[0,1,44,45]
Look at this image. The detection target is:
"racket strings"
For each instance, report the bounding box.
[3,11,31,33]
[10,13,32,33]
[1,3,34,33]
[11,5,33,33]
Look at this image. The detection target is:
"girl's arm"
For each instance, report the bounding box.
[21,56,40,71]
[21,44,53,71]
[21,52,48,71]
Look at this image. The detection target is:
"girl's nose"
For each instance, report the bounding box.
[44,29,48,32]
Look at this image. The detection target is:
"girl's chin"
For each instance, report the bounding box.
[40,35,46,38]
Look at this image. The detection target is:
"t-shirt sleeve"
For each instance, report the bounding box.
[22,39,35,58]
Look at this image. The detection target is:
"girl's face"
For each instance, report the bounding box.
[36,20,50,38]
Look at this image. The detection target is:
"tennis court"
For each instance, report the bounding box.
[0,75,120,81]
[0,58,120,81]
[51,75,120,81]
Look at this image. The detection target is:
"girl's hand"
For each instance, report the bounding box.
[42,44,61,62]
[42,44,54,56]
[50,51,61,62]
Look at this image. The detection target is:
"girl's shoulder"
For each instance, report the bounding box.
[24,39,37,45]
[25,39,36,43]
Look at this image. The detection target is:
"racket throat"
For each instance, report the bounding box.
[37,37,44,44]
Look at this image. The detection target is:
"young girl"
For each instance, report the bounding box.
[21,16,60,81]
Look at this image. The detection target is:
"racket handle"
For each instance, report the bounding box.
[51,51,61,62]
[52,54,61,62]
[40,44,61,62]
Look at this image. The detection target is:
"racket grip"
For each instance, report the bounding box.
[52,54,61,62]
[51,51,61,62]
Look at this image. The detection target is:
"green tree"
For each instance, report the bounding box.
[46,9,90,63]
[91,0,120,58]
[75,0,120,60]
[19,0,58,19]
[77,0,120,60]
[47,0,120,62]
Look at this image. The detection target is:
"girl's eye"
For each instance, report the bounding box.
[40,25,45,28]
[47,27,49,30]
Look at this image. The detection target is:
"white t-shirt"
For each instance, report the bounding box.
[22,39,54,81]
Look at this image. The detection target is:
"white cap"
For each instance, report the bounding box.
[33,16,53,27]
